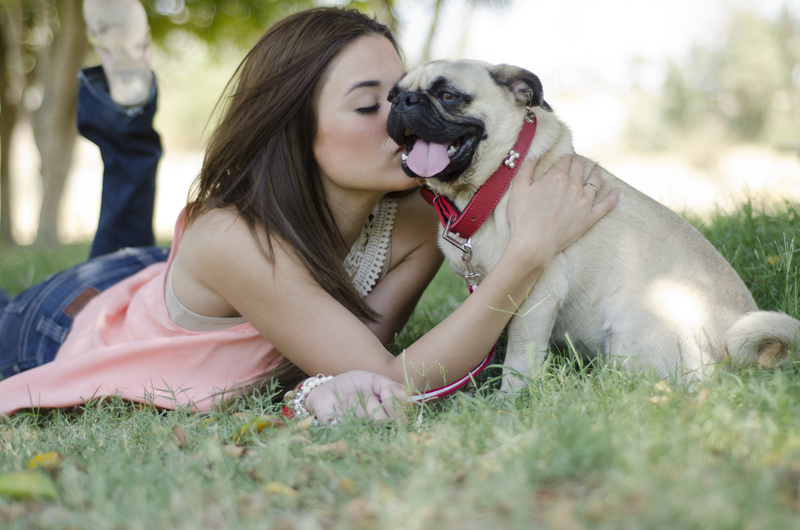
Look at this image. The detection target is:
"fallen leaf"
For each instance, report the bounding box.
[234,416,286,443]
[454,465,470,483]
[223,444,245,459]
[695,388,711,407]
[762,451,785,465]
[377,482,399,503]
[339,477,356,492]
[27,452,63,471]
[649,395,670,405]
[0,503,26,524]
[296,416,316,431]
[346,482,398,523]
[409,432,434,445]
[585,495,605,521]
[0,472,58,501]
[653,380,672,394]
[247,469,266,483]
[262,481,298,498]
[303,440,348,458]
[236,491,269,518]
[347,494,376,523]
[548,498,584,530]
[286,435,312,446]
[172,425,192,450]
[767,254,782,266]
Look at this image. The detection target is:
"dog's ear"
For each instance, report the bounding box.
[489,64,553,112]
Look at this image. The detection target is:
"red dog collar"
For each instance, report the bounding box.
[420,112,537,240]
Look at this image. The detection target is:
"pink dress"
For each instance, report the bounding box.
[0,211,283,415]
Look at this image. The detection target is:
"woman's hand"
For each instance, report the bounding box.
[506,155,619,270]
[305,370,409,422]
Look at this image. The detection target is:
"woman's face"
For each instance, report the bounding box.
[314,35,414,197]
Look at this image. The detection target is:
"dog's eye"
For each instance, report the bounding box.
[441,92,457,101]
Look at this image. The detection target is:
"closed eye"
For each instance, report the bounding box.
[356,103,380,114]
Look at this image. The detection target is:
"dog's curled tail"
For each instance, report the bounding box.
[725,311,800,368]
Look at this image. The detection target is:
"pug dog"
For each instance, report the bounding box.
[386,59,800,391]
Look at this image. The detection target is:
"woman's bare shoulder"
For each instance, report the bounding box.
[184,207,247,242]
[181,208,267,263]
[173,208,284,317]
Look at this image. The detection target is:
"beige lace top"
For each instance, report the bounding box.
[343,197,398,297]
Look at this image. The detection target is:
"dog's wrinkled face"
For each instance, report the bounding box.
[386,60,551,190]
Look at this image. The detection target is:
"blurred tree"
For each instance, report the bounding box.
[0,1,25,244]
[29,0,88,245]
[146,0,314,50]
[0,0,316,246]
[660,9,800,146]
[0,0,87,247]
[348,0,398,33]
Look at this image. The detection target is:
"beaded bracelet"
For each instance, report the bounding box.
[283,374,334,419]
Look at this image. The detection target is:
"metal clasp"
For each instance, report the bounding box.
[525,106,535,124]
[442,215,482,289]
[460,242,482,289]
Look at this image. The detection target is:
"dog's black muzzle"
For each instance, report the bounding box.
[387,90,484,183]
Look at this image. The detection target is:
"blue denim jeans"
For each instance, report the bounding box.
[0,67,169,379]
[0,247,169,379]
[79,66,162,259]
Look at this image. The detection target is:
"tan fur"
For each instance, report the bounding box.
[399,60,800,390]
[757,342,786,368]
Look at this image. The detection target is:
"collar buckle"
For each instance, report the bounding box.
[442,215,482,289]
[525,106,536,124]
[442,214,469,253]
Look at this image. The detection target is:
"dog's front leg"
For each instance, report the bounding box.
[500,269,568,393]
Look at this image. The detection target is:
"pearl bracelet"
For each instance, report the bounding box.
[283,374,334,419]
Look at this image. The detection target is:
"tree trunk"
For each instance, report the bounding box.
[0,1,24,246]
[30,0,87,245]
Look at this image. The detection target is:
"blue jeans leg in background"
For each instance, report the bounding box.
[78,66,162,259]
[0,289,9,314]
[0,247,169,379]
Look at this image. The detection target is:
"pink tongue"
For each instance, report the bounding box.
[406,139,451,178]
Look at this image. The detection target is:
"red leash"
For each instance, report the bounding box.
[410,110,538,403]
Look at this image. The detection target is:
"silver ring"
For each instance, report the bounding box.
[584,182,598,193]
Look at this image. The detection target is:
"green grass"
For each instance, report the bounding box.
[0,242,91,295]
[0,200,799,529]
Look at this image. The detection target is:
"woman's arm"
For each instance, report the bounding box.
[177,156,617,395]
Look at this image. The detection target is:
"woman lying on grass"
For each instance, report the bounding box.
[0,4,617,421]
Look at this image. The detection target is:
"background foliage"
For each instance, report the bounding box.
[628,8,800,152]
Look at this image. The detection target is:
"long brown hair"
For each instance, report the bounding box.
[186,7,400,392]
